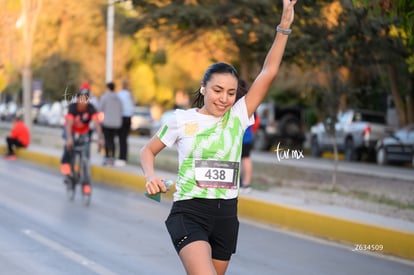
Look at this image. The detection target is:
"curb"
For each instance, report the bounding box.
[2,145,414,261]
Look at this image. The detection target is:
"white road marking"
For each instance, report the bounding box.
[22,229,117,275]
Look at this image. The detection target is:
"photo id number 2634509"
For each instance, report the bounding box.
[352,244,384,252]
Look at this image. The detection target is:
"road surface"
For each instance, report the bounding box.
[0,158,413,275]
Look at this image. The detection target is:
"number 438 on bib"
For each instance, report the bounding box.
[194,160,239,189]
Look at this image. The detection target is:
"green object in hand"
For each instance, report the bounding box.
[144,180,173,202]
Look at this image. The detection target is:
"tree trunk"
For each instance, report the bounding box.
[19,0,42,132]
[388,64,406,126]
[22,66,32,130]
[331,135,338,189]
[408,75,414,124]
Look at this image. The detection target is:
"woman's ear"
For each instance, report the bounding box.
[200,87,205,95]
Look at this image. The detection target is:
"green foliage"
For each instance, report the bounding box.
[304,107,318,129]
[1,81,22,100]
[271,90,305,107]
[131,0,282,80]
[350,0,414,72]
[34,54,81,101]
[151,50,167,65]
[0,77,6,93]
[291,0,412,115]
[1,0,412,116]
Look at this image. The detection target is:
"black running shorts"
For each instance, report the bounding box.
[165,198,239,261]
[241,143,252,158]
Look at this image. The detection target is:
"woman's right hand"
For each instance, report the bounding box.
[145,176,168,195]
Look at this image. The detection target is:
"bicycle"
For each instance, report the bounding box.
[65,133,92,206]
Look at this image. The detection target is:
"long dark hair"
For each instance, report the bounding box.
[192,62,241,108]
[236,79,249,101]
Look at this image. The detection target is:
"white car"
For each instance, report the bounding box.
[376,124,414,167]
[36,104,51,125]
[47,101,66,127]
[0,103,7,120]
[1,102,19,121]
[130,106,153,136]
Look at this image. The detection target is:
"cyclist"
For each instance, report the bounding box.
[60,86,104,194]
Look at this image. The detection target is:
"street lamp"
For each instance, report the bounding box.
[106,0,131,83]
[106,0,115,83]
[17,0,42,132]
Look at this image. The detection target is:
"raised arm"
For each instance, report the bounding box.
[245,0,297,117]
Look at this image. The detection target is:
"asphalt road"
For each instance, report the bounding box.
[1,158,413,275]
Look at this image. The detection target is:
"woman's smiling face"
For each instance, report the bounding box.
[199,73,239,117]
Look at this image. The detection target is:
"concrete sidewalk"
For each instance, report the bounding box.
[1,140,414,261]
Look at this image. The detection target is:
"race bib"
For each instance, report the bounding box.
[194,160,239,189]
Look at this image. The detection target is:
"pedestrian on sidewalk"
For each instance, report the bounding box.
[240,112,259,193]
[99,82,122,166]
[240,125,254,193]
[139,1,297,274]
[116,79,135,166]
[4,116,30,160]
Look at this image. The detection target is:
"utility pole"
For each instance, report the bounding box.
[106,0,115,83]
[18,0,42,132]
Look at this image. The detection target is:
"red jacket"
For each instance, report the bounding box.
[10,121,30,147]
[252,112,260,133]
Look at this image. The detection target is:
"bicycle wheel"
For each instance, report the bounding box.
[82,186,91,206]
[66,176,76,201]
[80,156,91,207]
[68,153,81,202]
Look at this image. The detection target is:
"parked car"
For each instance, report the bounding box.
[130,106,153,136]
[35,103,51,125]
[375,124,414,167]
[47,101,67,127]
[0,101,19,121]
[253,102,306,151]
[31,104,42,123]
[310,109,394,161]
[0,103,7,120]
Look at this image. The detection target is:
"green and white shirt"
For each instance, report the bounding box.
[157,97,254,201]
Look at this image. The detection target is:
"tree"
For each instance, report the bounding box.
[350,0,414,125]
[131,0,286,82]
[291,0,413,126]
[18,0,43,131]
[32,0,108,98]
[0,1,18,98]
[29,0,139,100]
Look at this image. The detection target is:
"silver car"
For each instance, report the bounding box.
[130,106,153,136]
[376,124,414,167]
[310,109,393,161]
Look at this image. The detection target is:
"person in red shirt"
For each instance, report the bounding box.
[5,116,30,159]
[60,86,104,193]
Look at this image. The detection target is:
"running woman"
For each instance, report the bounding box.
[140,1,297,274]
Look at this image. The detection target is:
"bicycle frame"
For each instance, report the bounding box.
[67,133,91,206]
